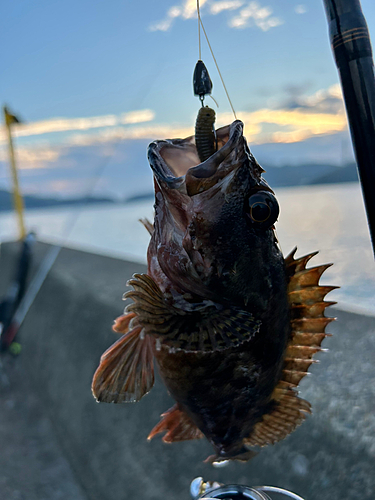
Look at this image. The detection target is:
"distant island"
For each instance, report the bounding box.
[124,162,359,202]
[262,162,358,187]
[0,162,359,212]
[0,190,115,213]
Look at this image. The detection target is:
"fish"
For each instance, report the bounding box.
[92,119,336,463]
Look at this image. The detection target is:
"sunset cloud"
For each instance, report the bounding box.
[0,145,61,170]
[62,118,262,146]
[0,109,155,144]
[219,83,347,143]
[242,108,345,142]
[0,84,347,174]
[77,84,345,145]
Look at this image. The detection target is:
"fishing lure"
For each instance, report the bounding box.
[92,120,335,463]
[193,60,217,163]
[195,106,217,163]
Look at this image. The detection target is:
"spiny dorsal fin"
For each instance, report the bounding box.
[283,248,336,385]
[288,263,333,290]
[290,301,337,319]
[124,273,261,353]
[285,247,319,275]
[244,248,336,448]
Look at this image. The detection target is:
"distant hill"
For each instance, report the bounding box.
[309,163,359,185]
[0,162,359,212]
[121,163,359,204]
[124,192,154,204]
[262,162,358,187]
[0,189,115,212]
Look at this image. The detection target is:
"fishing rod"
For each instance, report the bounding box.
[322,0,375,255]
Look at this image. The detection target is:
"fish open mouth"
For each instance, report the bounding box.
[147,120,251,196]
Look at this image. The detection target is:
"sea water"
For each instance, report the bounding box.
[0,182,374,315]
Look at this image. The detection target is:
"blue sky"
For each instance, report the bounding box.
[1,0,374,198]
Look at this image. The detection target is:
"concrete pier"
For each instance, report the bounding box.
[0,241,374,500]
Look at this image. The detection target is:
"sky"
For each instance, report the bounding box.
[1,0,375,198]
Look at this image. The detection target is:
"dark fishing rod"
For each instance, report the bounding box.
[322,0,375,255]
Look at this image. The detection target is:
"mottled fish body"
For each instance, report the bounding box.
[92,120,335,463]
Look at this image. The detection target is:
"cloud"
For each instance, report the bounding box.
[149,6,184,32]
[180,0,209,19]
[0,145,61,169]
[0,84,347,176]
[149,0,209,31]
[229,1,283,30]
[282,83,344,114]
[67,124,196,145]
[149,0,281,32]
[295,4,307,14]
[66,87,346,146]
[216,107,346,144]
[210,1,245,15]
[237,83,346,144]
[63,119,261,146]
[0,109,155,144]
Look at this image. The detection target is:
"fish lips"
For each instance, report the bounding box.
[147,120,261,198]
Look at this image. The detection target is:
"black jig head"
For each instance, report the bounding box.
[193,60,213,105]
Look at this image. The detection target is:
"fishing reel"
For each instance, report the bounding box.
[190,477,305,500]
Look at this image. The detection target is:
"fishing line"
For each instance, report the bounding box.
[197,0,202,61]
[196,0,237,119]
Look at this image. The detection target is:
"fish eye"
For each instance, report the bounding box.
[247,191,279,228]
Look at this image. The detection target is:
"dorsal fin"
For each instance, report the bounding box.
[124,273,261,353]
[245,248,336,448]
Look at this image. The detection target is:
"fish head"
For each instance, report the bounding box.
[147,120,283,311]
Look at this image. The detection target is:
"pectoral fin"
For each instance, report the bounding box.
[92,322,155,403]
[124,273,261,353]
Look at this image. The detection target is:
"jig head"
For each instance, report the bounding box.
[193,60,213,106]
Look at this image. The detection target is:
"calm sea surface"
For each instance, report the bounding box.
[0,182,374,315]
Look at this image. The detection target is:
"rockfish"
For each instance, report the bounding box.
[92,120,335,463]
